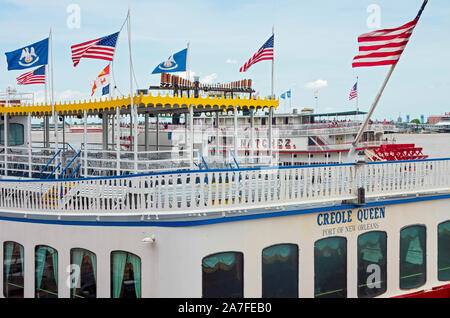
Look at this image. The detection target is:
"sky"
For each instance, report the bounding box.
[0,0,449,121]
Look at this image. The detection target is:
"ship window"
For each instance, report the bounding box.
[400,225,426,289]
[111,251,141,298]
[3,241,24,298]
[314,237,347,298]
[0,123,24,146]
[70,248,97,298]
[438,221,450,281]
[202,252,243,298]
[35,245,58,298]
[357,231,387,298]
[262,244,298,298]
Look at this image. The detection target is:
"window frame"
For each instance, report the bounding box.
[438,220,450,282]
[314,236,347,298]
[34,244,58,298]
[357,231,388,298]
[399,224,427,290]
[261,243,299,298]
[201,251,244,298]
[3,241,24,298]
[0,123,25,146]
[70,247,97,299]
[110,250,142,298]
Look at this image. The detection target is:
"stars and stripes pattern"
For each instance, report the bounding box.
[239,34,274,72]
[352,0,428,68]
[71,32,119,67]
[349,82,358,100]
[16,65,46,85]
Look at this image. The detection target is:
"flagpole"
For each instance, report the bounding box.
[348,63,397,161]
[44,64,49,148]
[127,8,138,173]
[49,27,59,178]
[356,76,359,112]
[290,88,292,113]
[271,25,274,99]
[187,41,190,84]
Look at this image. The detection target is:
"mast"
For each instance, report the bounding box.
[269,25,275,164]
[44,64,49,149]
[271,25,274,99]
[186,41,191,85]
[352,64,396,148]
[356,76,359,112]
[127,8,137,173]
[49,27,59,178]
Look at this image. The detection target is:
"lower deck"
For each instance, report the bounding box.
[0,194,448,298]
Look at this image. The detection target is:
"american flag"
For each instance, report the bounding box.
[349,82,358,100]
[16,65,46,85]
[239,34,274,72]
[71,32,119,67]
[352,0,428,68]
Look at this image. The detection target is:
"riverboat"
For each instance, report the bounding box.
[0,86,448,298]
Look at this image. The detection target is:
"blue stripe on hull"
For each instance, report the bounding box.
[0,194,448,228]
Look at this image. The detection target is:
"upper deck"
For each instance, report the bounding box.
[0,93,279,178]
[0,158,448,223]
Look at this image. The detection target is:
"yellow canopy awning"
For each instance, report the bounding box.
[0,93,279,117]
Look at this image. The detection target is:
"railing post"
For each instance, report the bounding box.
[27,113,32,178]
[190,105,194,170]
[269,106,273,166]
[83,110,88,177]
[4,109,8,177]
[116,106,120,176]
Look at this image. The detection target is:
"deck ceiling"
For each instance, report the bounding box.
[0,93,278,117]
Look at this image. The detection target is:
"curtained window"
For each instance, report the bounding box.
[202,252,243,298]
[400,225,426,289]
[262,244,298,298]
[110,251,141,298]
[357,231,387,298]
[70,248,97,298]
[3,241,24,298]
[35,245,58,298]
[314,237,347,298]
[438,221,450,281]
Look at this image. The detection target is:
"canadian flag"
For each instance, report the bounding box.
[91,64,110,96]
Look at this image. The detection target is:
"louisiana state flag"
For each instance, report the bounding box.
[5,38,49,70]
[151,48,187,74]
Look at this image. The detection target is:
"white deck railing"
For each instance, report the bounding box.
[0,158,448,217]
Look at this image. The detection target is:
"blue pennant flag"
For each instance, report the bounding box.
[5,38,49,70]
[151,48,187,74]
[280,90,291,100]
[102,84,110,96]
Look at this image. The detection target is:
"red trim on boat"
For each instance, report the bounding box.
[393,284,450,298]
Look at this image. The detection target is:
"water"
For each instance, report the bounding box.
[391,133,450,159]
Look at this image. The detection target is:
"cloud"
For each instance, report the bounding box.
[304,79,328,89]
[226,58,237,64]
[33,89,90,104]
[178,71,196,81]
[200,73,218,85]
[163,71,217,85]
